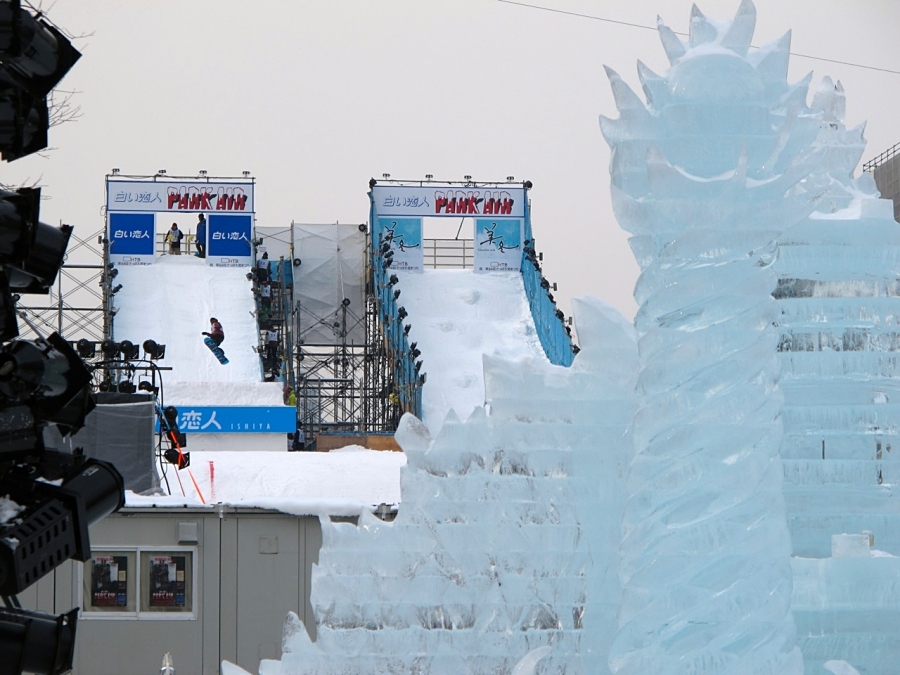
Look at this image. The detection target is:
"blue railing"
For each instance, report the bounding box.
[368,197,423,418]
[520,201,577,367]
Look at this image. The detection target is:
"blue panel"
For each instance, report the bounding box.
[156,406,296,433]
[208,215,253,257]
[109,213,155,255]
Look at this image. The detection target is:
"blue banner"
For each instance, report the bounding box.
[108,212,155,263]
[377,217,423,272]
[208,214,253,265]
[474,218,522,272]
[157,406,295,433]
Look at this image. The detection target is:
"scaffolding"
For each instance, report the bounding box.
[16,224,107,343]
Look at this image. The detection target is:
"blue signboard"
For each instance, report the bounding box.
[474,218,523,273]
[156,406,295,434]
[108,212,155,263]
[208,214,253,265]
[377,217,423,271]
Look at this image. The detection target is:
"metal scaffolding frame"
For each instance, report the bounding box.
[17,225,107,342]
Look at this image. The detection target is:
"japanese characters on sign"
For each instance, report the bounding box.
[371,185,525,218]
[376,217,424,272]
[207,214,253,266]
[155,406,296,434]
[107,180,254,213]
[473,219,524,273]
[108,212,155,265]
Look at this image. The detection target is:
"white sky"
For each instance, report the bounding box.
[8,0,900,320]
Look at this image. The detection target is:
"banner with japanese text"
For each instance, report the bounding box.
[207,214,253,266]
[372,185,524,218]
[108,212,155,265]
[154,406,295,433]
[107,180,254,213]
[474,219,523,272]
[376,217,423,272]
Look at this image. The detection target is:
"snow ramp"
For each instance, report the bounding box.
[112,256,262,383]
[395,269,548,433]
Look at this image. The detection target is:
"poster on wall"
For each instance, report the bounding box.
[91,555,128,607]
[207,214,253,267]
[108,213,155,265]
[148,555,187,608]
[473,219,523,273]
[377,217,423,272]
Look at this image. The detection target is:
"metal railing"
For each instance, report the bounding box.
[863,141,900,173]
[423,238,473,269]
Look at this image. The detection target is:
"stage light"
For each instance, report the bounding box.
[572,345,581,354]
[246,272,254,281]
[118,340,139,360]
[0,4,81,161]
[415,360,423,373]
[138,380,156,394]
[199,170,207,177]
[464,174,472,182]
[117,380,135,394]
[397,307,407,321]
[0,456,125,594]
[555,309,565,321]
[425,174,433,180]
[410,348,421,359]
[410,341,417,350]
[524,180,533,189]
[342,298,351,307]
[368,178,376,189]
[163,447,190,469]
[108,268,118,279]
[358,223,367,232]
[388,274,399,286]
[157,169,166,175]
[293,258,301,267]
[142,339,165,360]
[382,173,390,179]
[419,373,427,385]
[506,175,515,181]
[0,605,78,675]
[393,289,401,301]
[110,284,122,294]
[75,338,95,358]
[0,333,93,429]
[380,242,390,254]
[100,339,117,357]
[403,324,411,336]
[242,170,251,177]
[540,278,550,290]
[111,168,120,175]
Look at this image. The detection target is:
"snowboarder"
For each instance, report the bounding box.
[166,223,183,255]
[195,214,207,258]
[203,317,224,346]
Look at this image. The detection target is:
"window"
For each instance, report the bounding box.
[80,547,196,620]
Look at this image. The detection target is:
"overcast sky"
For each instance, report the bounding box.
[9,0,900,320]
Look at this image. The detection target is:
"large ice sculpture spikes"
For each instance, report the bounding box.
[602,2,816,673]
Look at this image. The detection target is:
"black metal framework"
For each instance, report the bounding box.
[16,226,106,342]
[294,292,400,433]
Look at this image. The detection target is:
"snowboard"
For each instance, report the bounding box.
[203,336,229,365]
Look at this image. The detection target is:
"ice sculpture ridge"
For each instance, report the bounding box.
[606,2,806,673]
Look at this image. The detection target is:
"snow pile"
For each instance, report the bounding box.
[164,381,283,406]
[125,446,405,516]
[112,255,261,384]
[395,269,547,434]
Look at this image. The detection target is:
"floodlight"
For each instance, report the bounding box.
[142,339,165,360]
[117,380,135,394]
[410,347,421,359]
[397,307,407,321]
[425,174,433,180]
[111,168,120,175]
[506,176,515,181]
[388,274,399,286]
[393,289,400,301]
[382,173,390,179]
[0,606,78,675]
[415,360,423,373]
[99,339,117,357]
[242,170,250,177]
[524,180,533,189]
[380,243,391,254]
[403,324,411,336]
[110,284,122,294]
[342,298,351,307]
[118,340,139,360]
[75,338,95,358]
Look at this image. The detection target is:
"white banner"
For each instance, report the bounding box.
[372,185,525,218]
[107,179,254,213]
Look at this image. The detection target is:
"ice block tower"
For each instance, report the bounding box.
[600,1,819,672]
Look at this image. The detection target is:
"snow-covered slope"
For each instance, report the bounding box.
[112,256,261,383]
[396,269,548,433]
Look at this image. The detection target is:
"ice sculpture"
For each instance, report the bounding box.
[600,1,819,672]
[258,297,638,674]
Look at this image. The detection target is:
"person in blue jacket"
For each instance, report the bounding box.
[195,213,207,258]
